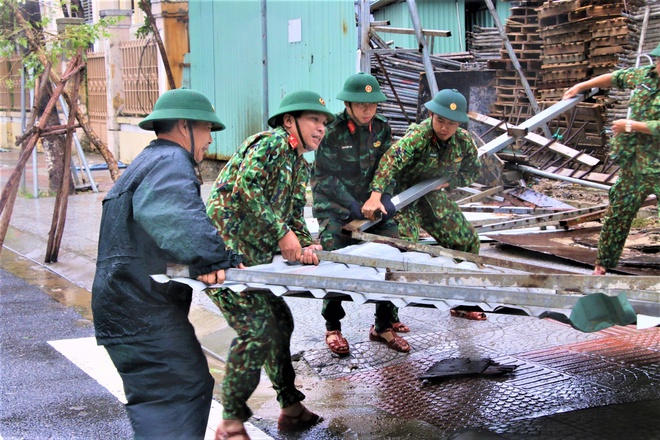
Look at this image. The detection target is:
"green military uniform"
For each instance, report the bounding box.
[370,109,481,254]
[205,91,334,422]
[597,64,660,269]
[312,108,401,333]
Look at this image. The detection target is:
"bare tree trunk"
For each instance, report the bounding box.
[140,0,176,89]
[0,60,81,251]
[38,82,72,194]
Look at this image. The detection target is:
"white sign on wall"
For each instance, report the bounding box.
[288,18,302,43]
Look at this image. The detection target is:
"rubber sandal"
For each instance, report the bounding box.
[277,406,323,432]
[369,325,410,353]
[215,427,250,440]
[391,322,410,333]
[325,330,350,356]
[450,309,487,321]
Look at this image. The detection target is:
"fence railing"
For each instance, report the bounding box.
[86,49,108,144]
[0,56,29,112]
[120,39,159,116]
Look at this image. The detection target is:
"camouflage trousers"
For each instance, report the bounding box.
[318,216,402,333]
[395,190,480,254]
[597,172,660,269]
[207,287,305,421]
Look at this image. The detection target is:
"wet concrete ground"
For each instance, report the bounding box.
[1,147,659,439]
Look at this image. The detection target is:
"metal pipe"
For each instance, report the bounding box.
[261,0,269,130]
[57,94,98,193]
[512,164,611,191]
[359,0,371,72]
[406,0,438,95]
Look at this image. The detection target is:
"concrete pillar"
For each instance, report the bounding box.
[100,9,132,159]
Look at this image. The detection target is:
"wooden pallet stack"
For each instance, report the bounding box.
[536,0,625,98]
[487,0,545,122]
[467,26,502,61]
[532,0,625,157]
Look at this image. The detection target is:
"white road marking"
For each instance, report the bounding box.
[48,337,272,440]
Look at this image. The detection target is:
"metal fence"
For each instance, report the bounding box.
[0,56,28,111]
[86,50,107,144]
[120,39,159,116]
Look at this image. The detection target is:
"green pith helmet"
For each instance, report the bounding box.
[424,89,469,124]
[267,90,335,128]
[336,72,387,103]
[650,42,660,56]
[139,88,225,131]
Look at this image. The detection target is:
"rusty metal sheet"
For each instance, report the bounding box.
[486,226,660,276]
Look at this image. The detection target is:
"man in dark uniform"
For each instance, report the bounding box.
[312,72,410,355]
[92,88,243,439]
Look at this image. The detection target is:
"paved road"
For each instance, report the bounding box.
[0,268,132,439]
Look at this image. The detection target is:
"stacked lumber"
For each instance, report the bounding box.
[486,0,545,122]
[537,0,625,99]
[467,26,501,61]
[534,0,624,157]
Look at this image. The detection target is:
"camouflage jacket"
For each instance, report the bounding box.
[312,110,395,219]
[370,117,481,194]
[610,65,660,174]
[206,127,313,266]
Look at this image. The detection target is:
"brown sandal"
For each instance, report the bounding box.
[391,321,410,333]
[277,406,323,432]
[369,326,410,353]
[215,427,250,440]
[325,330,350,356]
[450,309,487,321]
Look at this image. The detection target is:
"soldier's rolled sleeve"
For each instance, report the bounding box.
[646,120,660,137]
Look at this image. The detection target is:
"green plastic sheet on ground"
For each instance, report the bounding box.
[540,292,637,333]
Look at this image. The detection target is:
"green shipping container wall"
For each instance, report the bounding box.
[188,0,356,160]
[373,0,511,54]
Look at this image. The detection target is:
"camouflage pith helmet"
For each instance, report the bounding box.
[336,72,387,103]
[139,88,225,131]
[267,90,335,128]
[650,42,660,56]
[424,89,469,124]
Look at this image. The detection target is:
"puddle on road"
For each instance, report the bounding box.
[0,248,93,321]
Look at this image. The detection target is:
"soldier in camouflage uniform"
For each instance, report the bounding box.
[563,43,660,275]
[362,88,481,257]
[312,72,410,355]
[205,91,334,439]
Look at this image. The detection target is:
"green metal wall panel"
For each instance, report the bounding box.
[189,0,263,159]
[373,0,511,54]
[189,0,355,160]
[265,0,355,120]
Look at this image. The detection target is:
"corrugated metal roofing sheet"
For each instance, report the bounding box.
[155,243,658,329]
